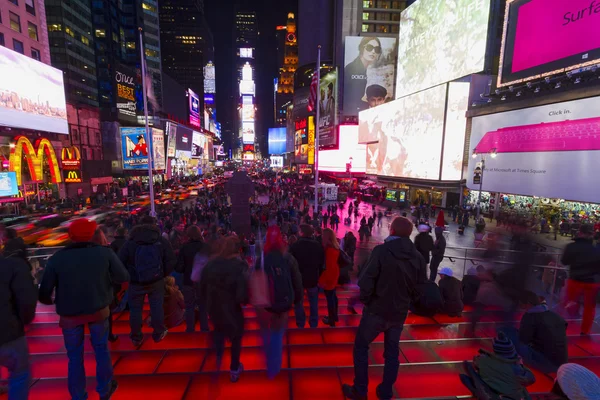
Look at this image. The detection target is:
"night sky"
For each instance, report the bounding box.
[205,0,298,154]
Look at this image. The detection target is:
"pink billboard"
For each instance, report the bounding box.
[318,125,366,173]
[499,0,600,86]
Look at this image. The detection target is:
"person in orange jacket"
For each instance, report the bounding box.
[319,228,340,327]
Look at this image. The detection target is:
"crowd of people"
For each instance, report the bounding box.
[1,173,599,400]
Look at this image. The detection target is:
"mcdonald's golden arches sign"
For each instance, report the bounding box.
[64,170,82,183]
[9,136,62,186]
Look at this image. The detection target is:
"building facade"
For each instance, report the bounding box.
[0,0,50,63]
[275,13,297,128]
[45,0,98,107]
[235,10,257,159]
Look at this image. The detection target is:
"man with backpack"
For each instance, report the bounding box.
[289,224,325,328]
[343,216,426,400]
[256,226,303,379]
[119,216,176,346]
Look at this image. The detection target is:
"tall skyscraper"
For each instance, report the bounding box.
[275,13,297,127]
[235,10,258,159]
[90,0,163,116]
[298,0,334,65]
[45,0,98,107]
[159,0,214,96]
[0,0,51,63]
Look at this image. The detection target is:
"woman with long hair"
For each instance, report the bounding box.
[199,235,248,382]
[319,228,340,327]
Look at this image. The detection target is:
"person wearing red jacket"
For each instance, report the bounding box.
[319,228,340,327]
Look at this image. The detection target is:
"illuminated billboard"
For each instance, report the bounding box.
[318,69,338,148]
[204,62,216,93]
[498,0,600,87]
[441,82,470,181]
[363,84,447,179]
[121,127,165,170]
[242,122,255,143]
[0,46,68,134]
[242,103,255,121]
[188,89,200,128]
[467,96,600,203]
[270,156,284,168]
[191,131,205,159]
[268,127,287,155]
[343,36,397,116]
[318,125,366,173]
[294,118,309,164]
[114,63,138,124]
[395,0,490,98]
[0,172,19,197]
[240,48,254,58]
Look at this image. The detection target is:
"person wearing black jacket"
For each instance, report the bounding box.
[499,291,568,373]
[40,218,129,400]
[438,268,464,317]
[0,255,37,400]
[119,216,176,346]
[289,224,325,328]
[561,224,600,335]
[175,225,209,332]
[430,226,446,281]
[343,216,426,400]
[415,224,434,265]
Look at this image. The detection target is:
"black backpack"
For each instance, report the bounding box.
[263,252,294,313]
[134,242,164,284]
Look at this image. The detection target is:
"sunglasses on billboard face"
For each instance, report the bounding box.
[365,44,382,54]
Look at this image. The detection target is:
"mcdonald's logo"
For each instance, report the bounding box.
[61,145,81,170]
[9,136,62,186]
[65,170,82,183]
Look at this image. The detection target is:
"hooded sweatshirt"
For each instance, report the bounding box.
[519,304,568,368]
[359,236,426,322]
[118,224,176,285]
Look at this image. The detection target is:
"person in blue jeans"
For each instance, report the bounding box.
[257,226,303,378]
[119,216,176,346]
[289,224,324,328]
[0,255,37,400]
[343,217,426,400]
[39,218,130,400]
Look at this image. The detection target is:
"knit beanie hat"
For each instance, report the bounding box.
[556,363,600,400]
[389,216,413,238]
[492,332,517,359]
[68,218,98,243]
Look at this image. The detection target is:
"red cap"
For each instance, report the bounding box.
[68,218,97,243]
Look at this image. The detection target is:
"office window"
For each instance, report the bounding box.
[9,0,18,5]
[0,33,4,47]
[363,0,374,8]
[13,39,24,54]
[25,0,35,15]
[48,23,62,32]
[28,22,38,41]
[31,47,40,60]
[81,35,90,45]
[65,26,75,37]
[95,29,106,37]
[9,12,21,33]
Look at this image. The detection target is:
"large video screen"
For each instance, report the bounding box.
[268,127,287,155]
[343,36,397,116]
[121,127,164,170]
[363,84,447,179]
[498,0,600,87]
[467,96,600,203]
[395,0,490,98]
[441,82,470,181]
[318,125,366,173]
[0,46,68,134]
[318,69,338,148]
[0,172,19,197]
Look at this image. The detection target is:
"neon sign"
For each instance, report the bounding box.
[9,136,62,186]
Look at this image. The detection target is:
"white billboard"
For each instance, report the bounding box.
[318,125,366,173]
[467,96,600,203]
[396,0,490,98]
[360,84,447,179]
[0,46,68,134]
[270,156,284,168]
[441,82,470,181]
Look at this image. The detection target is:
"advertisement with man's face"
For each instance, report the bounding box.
[318,70,338,148]
[0,46,68,134]
[467,96,600,203]
[343,36,397,116]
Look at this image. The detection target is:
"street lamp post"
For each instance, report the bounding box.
[472,147,497,220]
